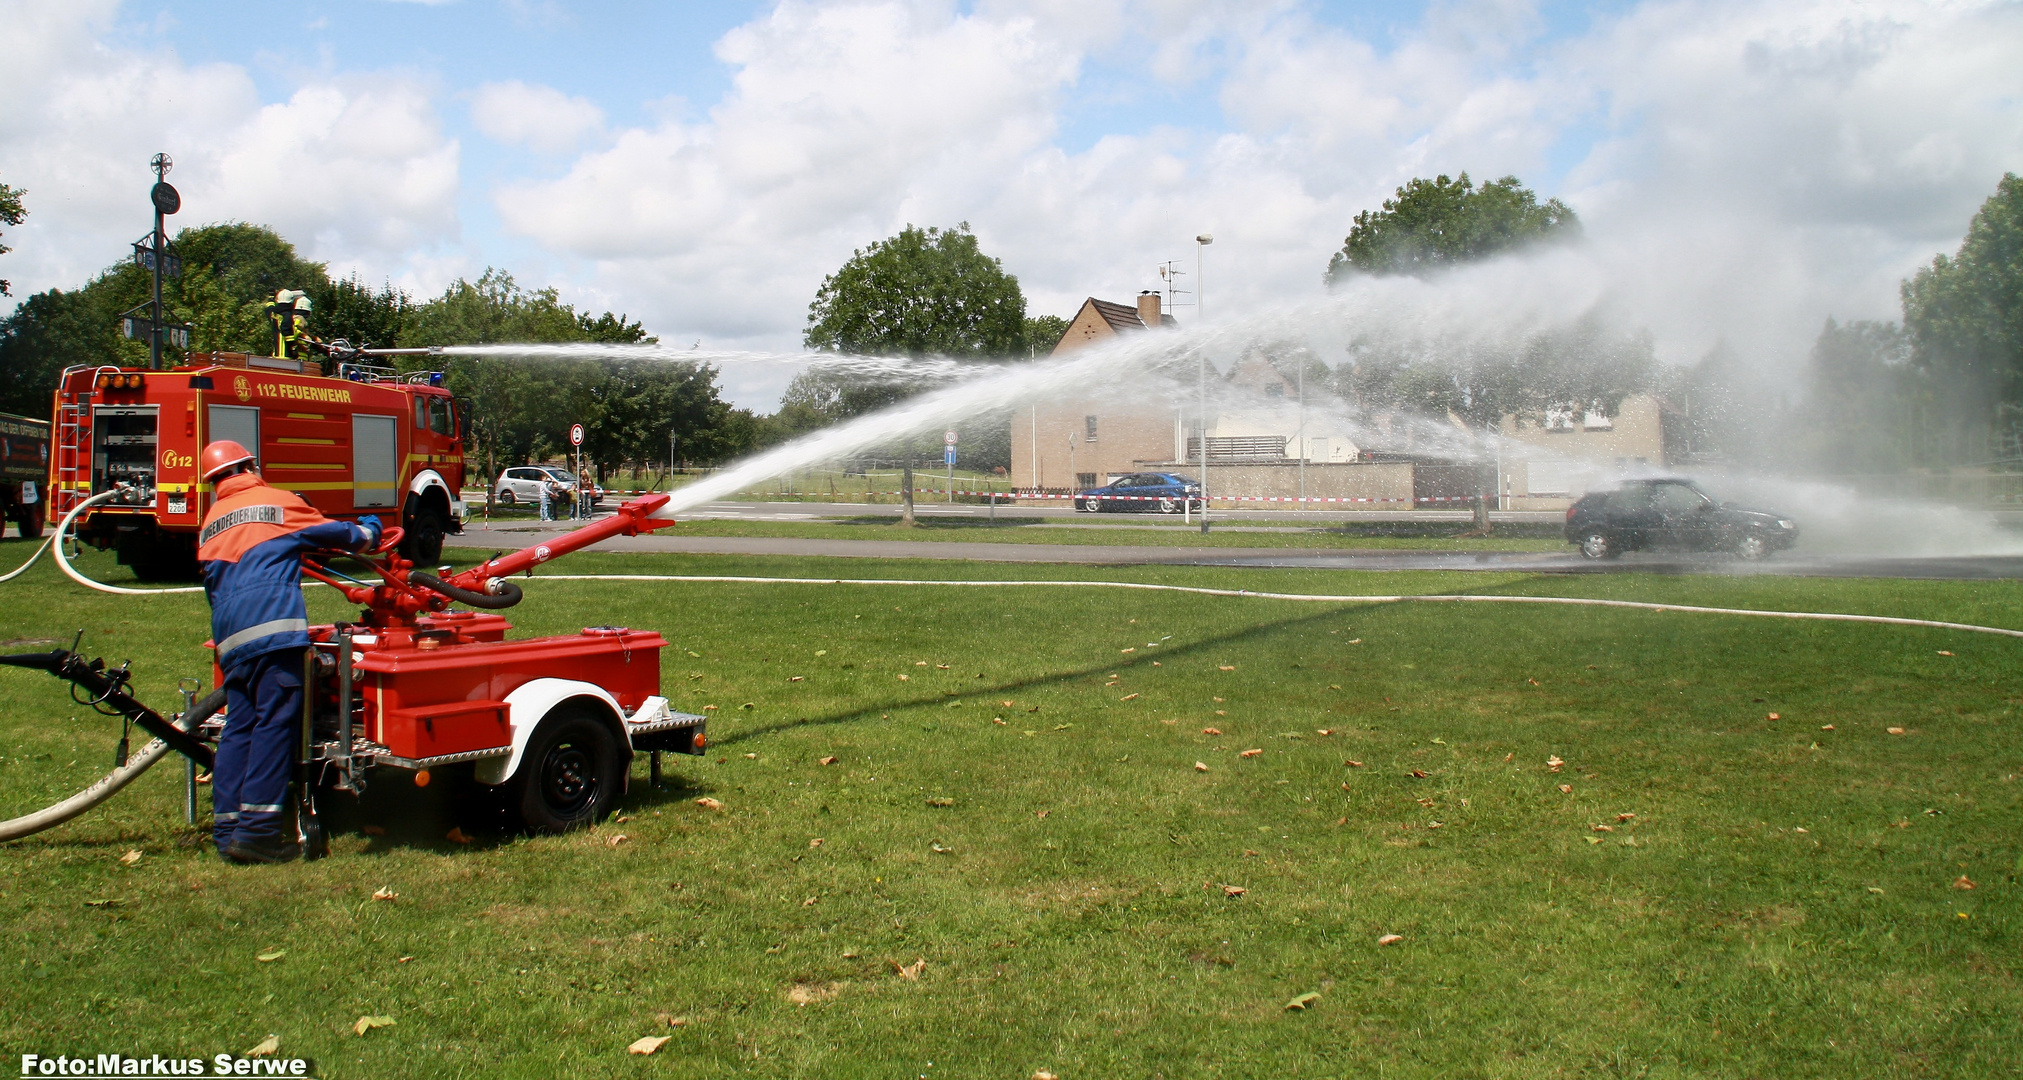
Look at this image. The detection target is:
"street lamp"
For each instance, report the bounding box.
[1195,233,1213,533]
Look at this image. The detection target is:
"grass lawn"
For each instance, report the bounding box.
[0,541,2019,1078]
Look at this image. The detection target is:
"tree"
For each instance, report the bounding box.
[1023,314,1069,357]
[0,177,24,297]
[805,223,1028,357]
[1902,173,2023,462]
[1324,173,1580,284]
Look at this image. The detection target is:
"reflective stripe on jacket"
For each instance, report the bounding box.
[199,472,371,672]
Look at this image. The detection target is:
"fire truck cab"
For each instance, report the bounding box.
[51,351,466,578]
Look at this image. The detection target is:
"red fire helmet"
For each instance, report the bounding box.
[200,439,256,480]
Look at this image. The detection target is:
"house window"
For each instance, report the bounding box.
[1265,384,1283,398]
[1582,408,1613,430]
[1076,472,1097,490]
[1085,415,1099,442]
[1543,405,1576,431]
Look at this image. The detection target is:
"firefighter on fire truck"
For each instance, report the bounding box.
[267,288,315,359]
[197,438,379,864]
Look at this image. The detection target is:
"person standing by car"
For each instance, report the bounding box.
[538,476,555,521]
[578,466,594,518]
[196,440,379,863]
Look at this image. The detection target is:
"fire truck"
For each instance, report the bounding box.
[0,411,50,539]
[49,350,465,578]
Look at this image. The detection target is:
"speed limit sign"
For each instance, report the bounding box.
[569,423,584,447]
[944,429,957,445]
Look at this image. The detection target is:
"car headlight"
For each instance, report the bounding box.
[1776,519,1794,529]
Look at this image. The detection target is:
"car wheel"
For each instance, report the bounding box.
[1577,531,1616,560]
[1157,497,1178,514]
[509,704,623,833]
[1735,533,1771,560]
[497,489,516,507]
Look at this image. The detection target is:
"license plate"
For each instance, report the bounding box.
[166,497,187,515]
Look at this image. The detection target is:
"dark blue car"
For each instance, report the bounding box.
[1074,472,1203,513]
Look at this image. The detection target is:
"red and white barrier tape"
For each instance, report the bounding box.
[464,489,1484,505]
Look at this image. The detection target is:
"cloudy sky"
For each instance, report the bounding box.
[2,0,2019,407]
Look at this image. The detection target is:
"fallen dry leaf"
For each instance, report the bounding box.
[1547,756,1564,771]
[255,948,286,963]
[396,956,413,964]
[1284,991,1322,1011]
[1558,784,1573,794]
[353,1016,395,1036]
[1218,665,1235,671]
[695,797,724,811]
[1316,729,1334,736]
[1377,934,1403,946]
[445,827,472,844]
[1503,753,1514,762]
[803,896,819,907]
[892,958,927,980]
[936,663,951,669]
[898,673,910,681]
[808,837,824,848]
[1121,648,1136,654]
[1409,770,1428,779]
[1616,813,1637,822]
[788,676,804,682]
[615,815,632,823]
[1592,824,1615,833]
[1937,650,1954,656]
[1036,810,1049,819]
[1345,760,1365,768]
[1002,700,1014,707]
[1954,875,1976,890]
[1887,727,1907,735]
[1334,816,1348,825]
[926,797,955,807]
[1820,724,1835,731]
[1767,712,1781,721]
[1222,885,1247,897]
[819,755,839,765]
[120,849,141,866]
[1240,748,1263,758]
[606,834,629,848]
[372,886,398,902]
[787,982,838,1005]
[243,1035,279,1058]
[1195,762,1209,772]
[1033,1072,1060,1080]
[656,1013,690,1027]
[628,1036,671,1056]
[1202,727,1222,735]
[1120,693,1140,701]
[702,704,719,711]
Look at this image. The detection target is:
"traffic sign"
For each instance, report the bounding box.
[569,423,584,447]
[944,429,957,445]
[944,446,957,466]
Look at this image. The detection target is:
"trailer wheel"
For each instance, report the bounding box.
[13,503,41,540]
[509,704,622,833]
[400,502,448,567]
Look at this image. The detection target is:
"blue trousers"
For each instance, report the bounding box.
[212,648,304,853]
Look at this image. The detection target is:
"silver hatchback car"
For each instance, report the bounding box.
[494,466,577,507]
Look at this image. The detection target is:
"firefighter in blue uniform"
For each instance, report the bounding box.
[197,439,379,863]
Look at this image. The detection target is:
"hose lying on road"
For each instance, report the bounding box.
[0,688,224,843]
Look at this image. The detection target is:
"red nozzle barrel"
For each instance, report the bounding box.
[446,492,675,590]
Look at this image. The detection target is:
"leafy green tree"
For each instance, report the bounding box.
[1324,173,1580,284]
[1902,173,2023,461]
[0,177,25,297]
[1023,314,1069,356]
[805,223,1028,357]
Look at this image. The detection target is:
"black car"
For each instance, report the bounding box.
[1074,472,1202,513]
[1564,478,1798,560]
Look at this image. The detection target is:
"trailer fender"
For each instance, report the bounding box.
[408,468,466,528]
[475,679,630,786]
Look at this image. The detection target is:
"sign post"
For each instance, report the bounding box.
[569,423,585,519]
[944,430,957,504]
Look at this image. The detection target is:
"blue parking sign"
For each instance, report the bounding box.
[944,446,957,466]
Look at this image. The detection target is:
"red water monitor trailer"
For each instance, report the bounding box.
[0,411,51,539]
[49,352,466,578]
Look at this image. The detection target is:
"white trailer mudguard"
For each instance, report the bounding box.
[474,678,624,786]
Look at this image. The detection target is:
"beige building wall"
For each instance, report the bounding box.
[1495,394,1667,510]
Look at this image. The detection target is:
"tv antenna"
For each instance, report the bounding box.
[1158,260,1191,311]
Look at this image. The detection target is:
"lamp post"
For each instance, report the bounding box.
[1195,233,1213,533]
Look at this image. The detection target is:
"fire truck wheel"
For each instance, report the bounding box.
[400,504,448,567]
[510,705,623,833]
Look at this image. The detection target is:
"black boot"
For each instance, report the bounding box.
[224,836,302,864]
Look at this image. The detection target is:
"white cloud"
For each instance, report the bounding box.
[470,80,605,155]
[0,0,462,305]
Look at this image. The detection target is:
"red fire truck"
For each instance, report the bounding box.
[50,351,465,578]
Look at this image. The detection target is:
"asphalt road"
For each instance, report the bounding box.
[451,504,2023,580]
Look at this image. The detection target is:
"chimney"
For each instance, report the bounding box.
[1137,290,1161,327]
